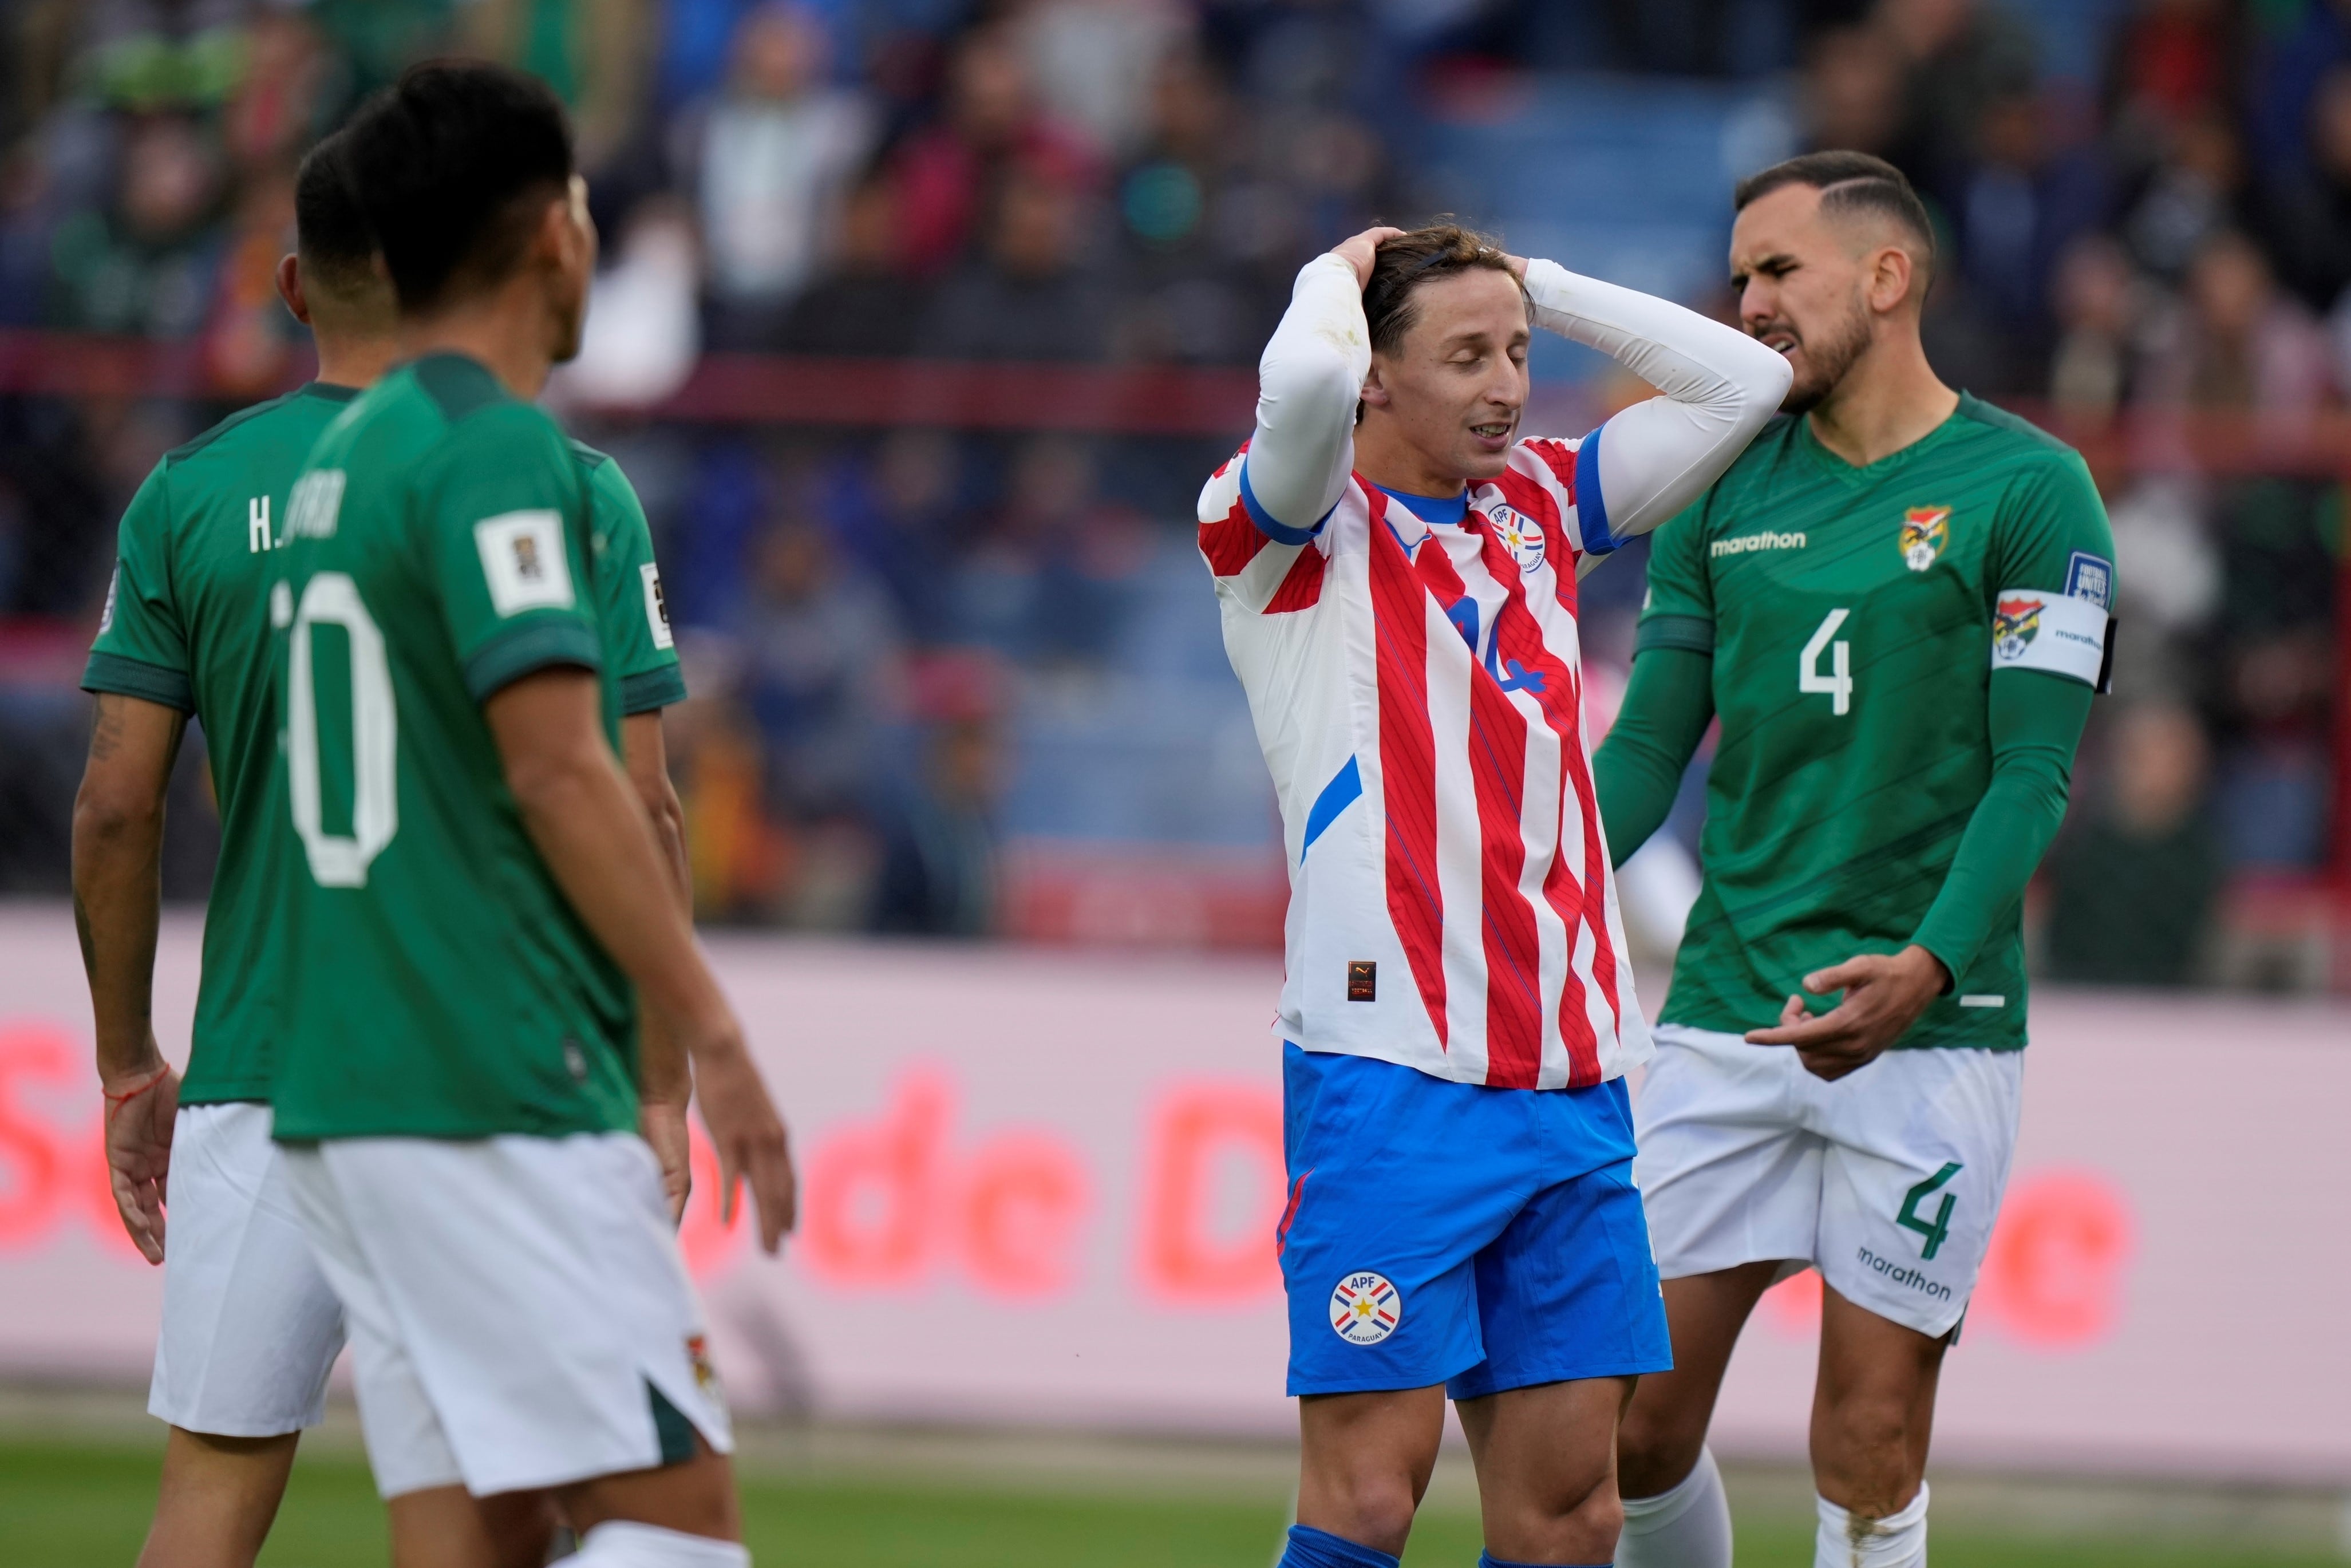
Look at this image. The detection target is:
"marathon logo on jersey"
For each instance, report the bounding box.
[285,469,346,541]
[2065,550,2114,610]
[1329,1271,1402,1344]
[1709,530,1806,558]
[1992,596,2041,659]
[1483,502,1545,574]
[642,562,674,650]
[475,510,576,617]
[1899,506,1950,571]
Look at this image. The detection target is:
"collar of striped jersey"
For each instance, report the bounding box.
[1373,483,1469,527]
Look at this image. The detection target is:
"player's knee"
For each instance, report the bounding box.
[1617,1396,1706,1498]
[1818,1385,1918,1472]
[1311,1465,1421,1549]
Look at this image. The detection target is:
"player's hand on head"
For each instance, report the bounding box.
[1332,226,1408,287]
[101,1054,180,1265]
[1742,945,1949,1080]
[688,1026,797,1254]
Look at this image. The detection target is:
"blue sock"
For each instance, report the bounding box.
[1476,1554,1611,1568]
[1279,1524,1401,1568]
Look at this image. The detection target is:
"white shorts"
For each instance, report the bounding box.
[1634,1025,2025,1338]
[150,1102,346,1437]
[281,1132,731,1499]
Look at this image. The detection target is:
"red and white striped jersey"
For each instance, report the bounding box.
[1199,437,1649,1090]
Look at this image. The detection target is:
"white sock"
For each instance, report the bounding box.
[1617,1445,1733,1568]
[571,1519,751,1567]
[1813,1482,1927,1568]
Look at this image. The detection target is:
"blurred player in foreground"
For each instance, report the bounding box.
[1599,153,2116,1568]
[72,128,700,1566]
[263,62,792,1568]
[1201,223,1789,1568]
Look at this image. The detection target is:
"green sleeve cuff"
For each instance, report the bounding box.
[1635,614,1716,657]
[82,650,194,712]
[619,663,687,716]
[463,621,603,702]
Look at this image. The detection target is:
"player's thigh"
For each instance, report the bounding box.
[1634,1026,1823,1281]
[151,1103,346,1440]
[306,1133,732,1500]
[1278,1046,1527,1400]
[386,1486,559,1568]
[1456,1374,1634,1512]
[560,1432,741,1544]
[1812,1047,2024,1339]
[1617,1259,1783,1494]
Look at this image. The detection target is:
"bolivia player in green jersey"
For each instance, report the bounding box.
[264,64,790,1568]
[1599,155,2115,1568]
[72,129,705,1565]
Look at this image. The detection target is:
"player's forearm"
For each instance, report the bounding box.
[1910,671,2094,980]
[1594,646,1715,869]
[1243,252,1369,532]
[621,712,693,1107]
[1523,261,1790,540]
[70,698,184,1084]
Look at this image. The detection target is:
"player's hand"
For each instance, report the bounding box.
[686,1029,796,1255]
[1332,226,1408,287]
[639,1097,693,1227]
[1500,251,1529,282]
[1743,945,1950,1081]
[102,1054,180,1265]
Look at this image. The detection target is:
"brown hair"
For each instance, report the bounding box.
[1733,151,1937,289]
[1363,223,1523,356]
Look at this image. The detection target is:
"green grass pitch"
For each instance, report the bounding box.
[1,1436,2339,1567]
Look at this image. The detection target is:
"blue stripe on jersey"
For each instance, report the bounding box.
[1300,755,1362,861]
[1239,459,1332,545]
[1373,484,1469,526]
[1573,425,1618,554]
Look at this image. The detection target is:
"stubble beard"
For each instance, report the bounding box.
[1775,298,1872,416]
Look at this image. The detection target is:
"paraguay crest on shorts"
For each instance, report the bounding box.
[1993,597,2043,661]
[1485,503,1545,574]
[1898,506,1950,571]
[1330,1271,1402,1344]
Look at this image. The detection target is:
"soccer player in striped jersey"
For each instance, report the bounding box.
[72,131,697,1567]
[1201,224,1789,1568]
[1600,155,2116,1568]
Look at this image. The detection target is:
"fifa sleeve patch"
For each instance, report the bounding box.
[2064,550,2113,611]
[475,510,576,617]
[1990,588,2108,686]
[641,562,674,650]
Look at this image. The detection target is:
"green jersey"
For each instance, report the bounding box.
[267,353,638,1140]
[1637,395,2115,1050]
[576,439,686,716]
[84,382,360,1105]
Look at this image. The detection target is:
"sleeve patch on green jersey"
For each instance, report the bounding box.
[1636,614,1716,657]
[641,562,674,650]
[82,649,195,711]
[475,511,576,617]
[1990,590,2106,685]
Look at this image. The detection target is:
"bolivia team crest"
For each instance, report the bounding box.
[1485,503,1545,574]
[1898,506,1950,571]
[1993,597,2042,660]
[1330,1271,1402,1344]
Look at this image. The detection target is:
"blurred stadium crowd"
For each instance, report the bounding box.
[0,0,2342,986]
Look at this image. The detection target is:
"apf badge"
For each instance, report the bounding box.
[1485,503,1545,574]
[1993,597,2043,661]
[1330,1271,1402,1344]
[1898,506,1950,571]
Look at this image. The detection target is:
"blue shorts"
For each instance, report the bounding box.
[1278,1044,1672,1399]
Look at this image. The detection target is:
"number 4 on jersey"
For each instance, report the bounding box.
[1897,1161,1962,1259]
[1800,607,1852,716]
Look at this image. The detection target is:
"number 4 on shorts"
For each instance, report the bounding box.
[1896,1162,1962,1260]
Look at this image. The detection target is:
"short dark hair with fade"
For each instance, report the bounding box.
[293,132,376,289]
[1363,222,1525,357]
[338,61,575,312]
[1734,151,1936,282]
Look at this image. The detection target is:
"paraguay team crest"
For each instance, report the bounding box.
[1898,506,1950,571]
[1330,1271,1402,1344]
[1993,597,2043,661]
[1485,503,1545,574]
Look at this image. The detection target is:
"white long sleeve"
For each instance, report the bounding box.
[1523,259,1791,551]
[1240,252,1370,536]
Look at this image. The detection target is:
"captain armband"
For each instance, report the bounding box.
[1989,588,2115,692]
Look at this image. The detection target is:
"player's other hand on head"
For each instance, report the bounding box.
[685,1021,797,1254]
[1333,226,1408,287]
[102,1053,180,1264]
[639,1097,693,1227]
[1743,945,1950,1080]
